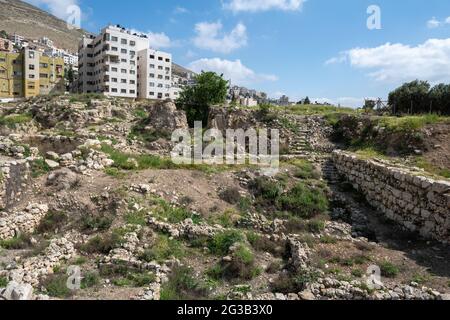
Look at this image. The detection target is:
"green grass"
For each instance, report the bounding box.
[139,234,184,264]
[377,114,450,132]
[285,104,356,116]
[0,114,32,128]
[0,276,8,287]
[153,199,202,224]
[133,108,149,119]
[112,272,156,287]
[287,159,321,180]
[278,182,329,219]
[412,157,450,179]
[79,229,125,254]
[81,272,100,289]
[125,211,147,226]
[31,158,51,178]
[0,234,31,249]
[69,93,105,104]
[104,167,127,179]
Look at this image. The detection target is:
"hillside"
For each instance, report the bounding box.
[0,0,86,52]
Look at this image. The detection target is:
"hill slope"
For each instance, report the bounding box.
[0,0,86,52]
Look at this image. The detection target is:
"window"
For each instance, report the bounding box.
[157,75,163,79]
[165,67,170,71]
[165,58,170,62]
[150,55,155,59]
[111,88,118,93]
[111,47,118,51]
[121,79,127,83]
[158,66,163,70]
[121,89,126,93]
[39,73,48,78]
[130,41,136,46]
[130,50,135,55]
[130,60,135,66]
[111,36,118,42]
[29,51,35,59]
[112,78,118,82]
[149,92,155,96]
[121,69,127,73]
[0,58,6,62]
[157,84,163,88]
[29,74,35,79]
[149,82,155,87]
[158,57,163,61]
[130,70,135,75]
[165,93,170,97]
[121,58,127,63]
[111,67,118,72]
[29,64,35,70]
[130,80,135,84]
[121,39,127,45]
[130,90,135,94]
[150,64,155,69]
[149,73,155,78]
[121,49,127,54]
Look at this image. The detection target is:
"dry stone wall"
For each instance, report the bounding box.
[0,159,30,210]
[332,150,450,244]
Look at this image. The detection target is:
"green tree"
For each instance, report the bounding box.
[177,71,228,126]
[304,96,311,105]
[0,30,8,39]
[388,80,430,114]
[429,83,450,115]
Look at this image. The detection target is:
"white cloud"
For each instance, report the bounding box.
[224,0,305,12]
[129,29,176,49]
[427,17,441,29]
[426,16,450,29]
[193,21,247,54]
[326,38,450,84]
[188,58,278,86]
[25,0,79,20]
[174,6,189,14]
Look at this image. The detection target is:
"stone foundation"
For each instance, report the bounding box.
[332,150,450,244]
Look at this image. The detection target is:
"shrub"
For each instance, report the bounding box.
[278,182,329,218]
[289,159,321,180]
[125,211,147,226]
[210,209,241,228]
[380,261,400,278]
[81,272,100,289]
[43,274,72,298]
[154,199,201,224]
[80,214,113,232]
[219,187,242,204]
[249,177,284,205]
[160,265,208,300]
[207,230,245,255]
[308,219,326,233]
[246,232,284,257]
[37,211,67,234]
[0,114,32,128]
[112,272,156,287]
[80,231,124,254]
[271,270,319,294]
[139,235,184,263]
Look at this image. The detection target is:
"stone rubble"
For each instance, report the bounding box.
[0,203,49,240]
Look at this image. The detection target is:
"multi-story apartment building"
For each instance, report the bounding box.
[78,25,174,100]
[0,47,64,99]
[137,48,172,100]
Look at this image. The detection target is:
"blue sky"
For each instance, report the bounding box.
[26,0,450,107]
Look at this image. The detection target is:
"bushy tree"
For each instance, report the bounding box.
[177,71,228,126]
[388,80,430,114]
[304,96,311,105]
[429,83,450,114]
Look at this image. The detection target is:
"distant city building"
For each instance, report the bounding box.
[227,84,267,106]
[9,34,24,46]
[78,25,175,100]
[0,47,65,99]
[278,95,290,106]
[38,37,54,48]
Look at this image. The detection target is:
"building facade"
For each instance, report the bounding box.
[78,25,174,100]
[0,48,64,99]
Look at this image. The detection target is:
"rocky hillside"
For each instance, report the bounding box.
[0,0,86,51]
[0,95,448,301]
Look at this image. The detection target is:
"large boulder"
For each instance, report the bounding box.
[0,281,33,300]
[46,168,79,190]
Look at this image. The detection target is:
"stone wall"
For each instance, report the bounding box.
[332,150,450,244]
[0,203,48,240]
[0,159,31,210]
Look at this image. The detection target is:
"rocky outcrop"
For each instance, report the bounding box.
[144,100,188,132]
[332,150,450,244]
[207,106,257,133]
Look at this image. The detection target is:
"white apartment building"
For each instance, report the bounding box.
[78,25,173,100]
[137,49,172,100]
[44,47,79,68]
